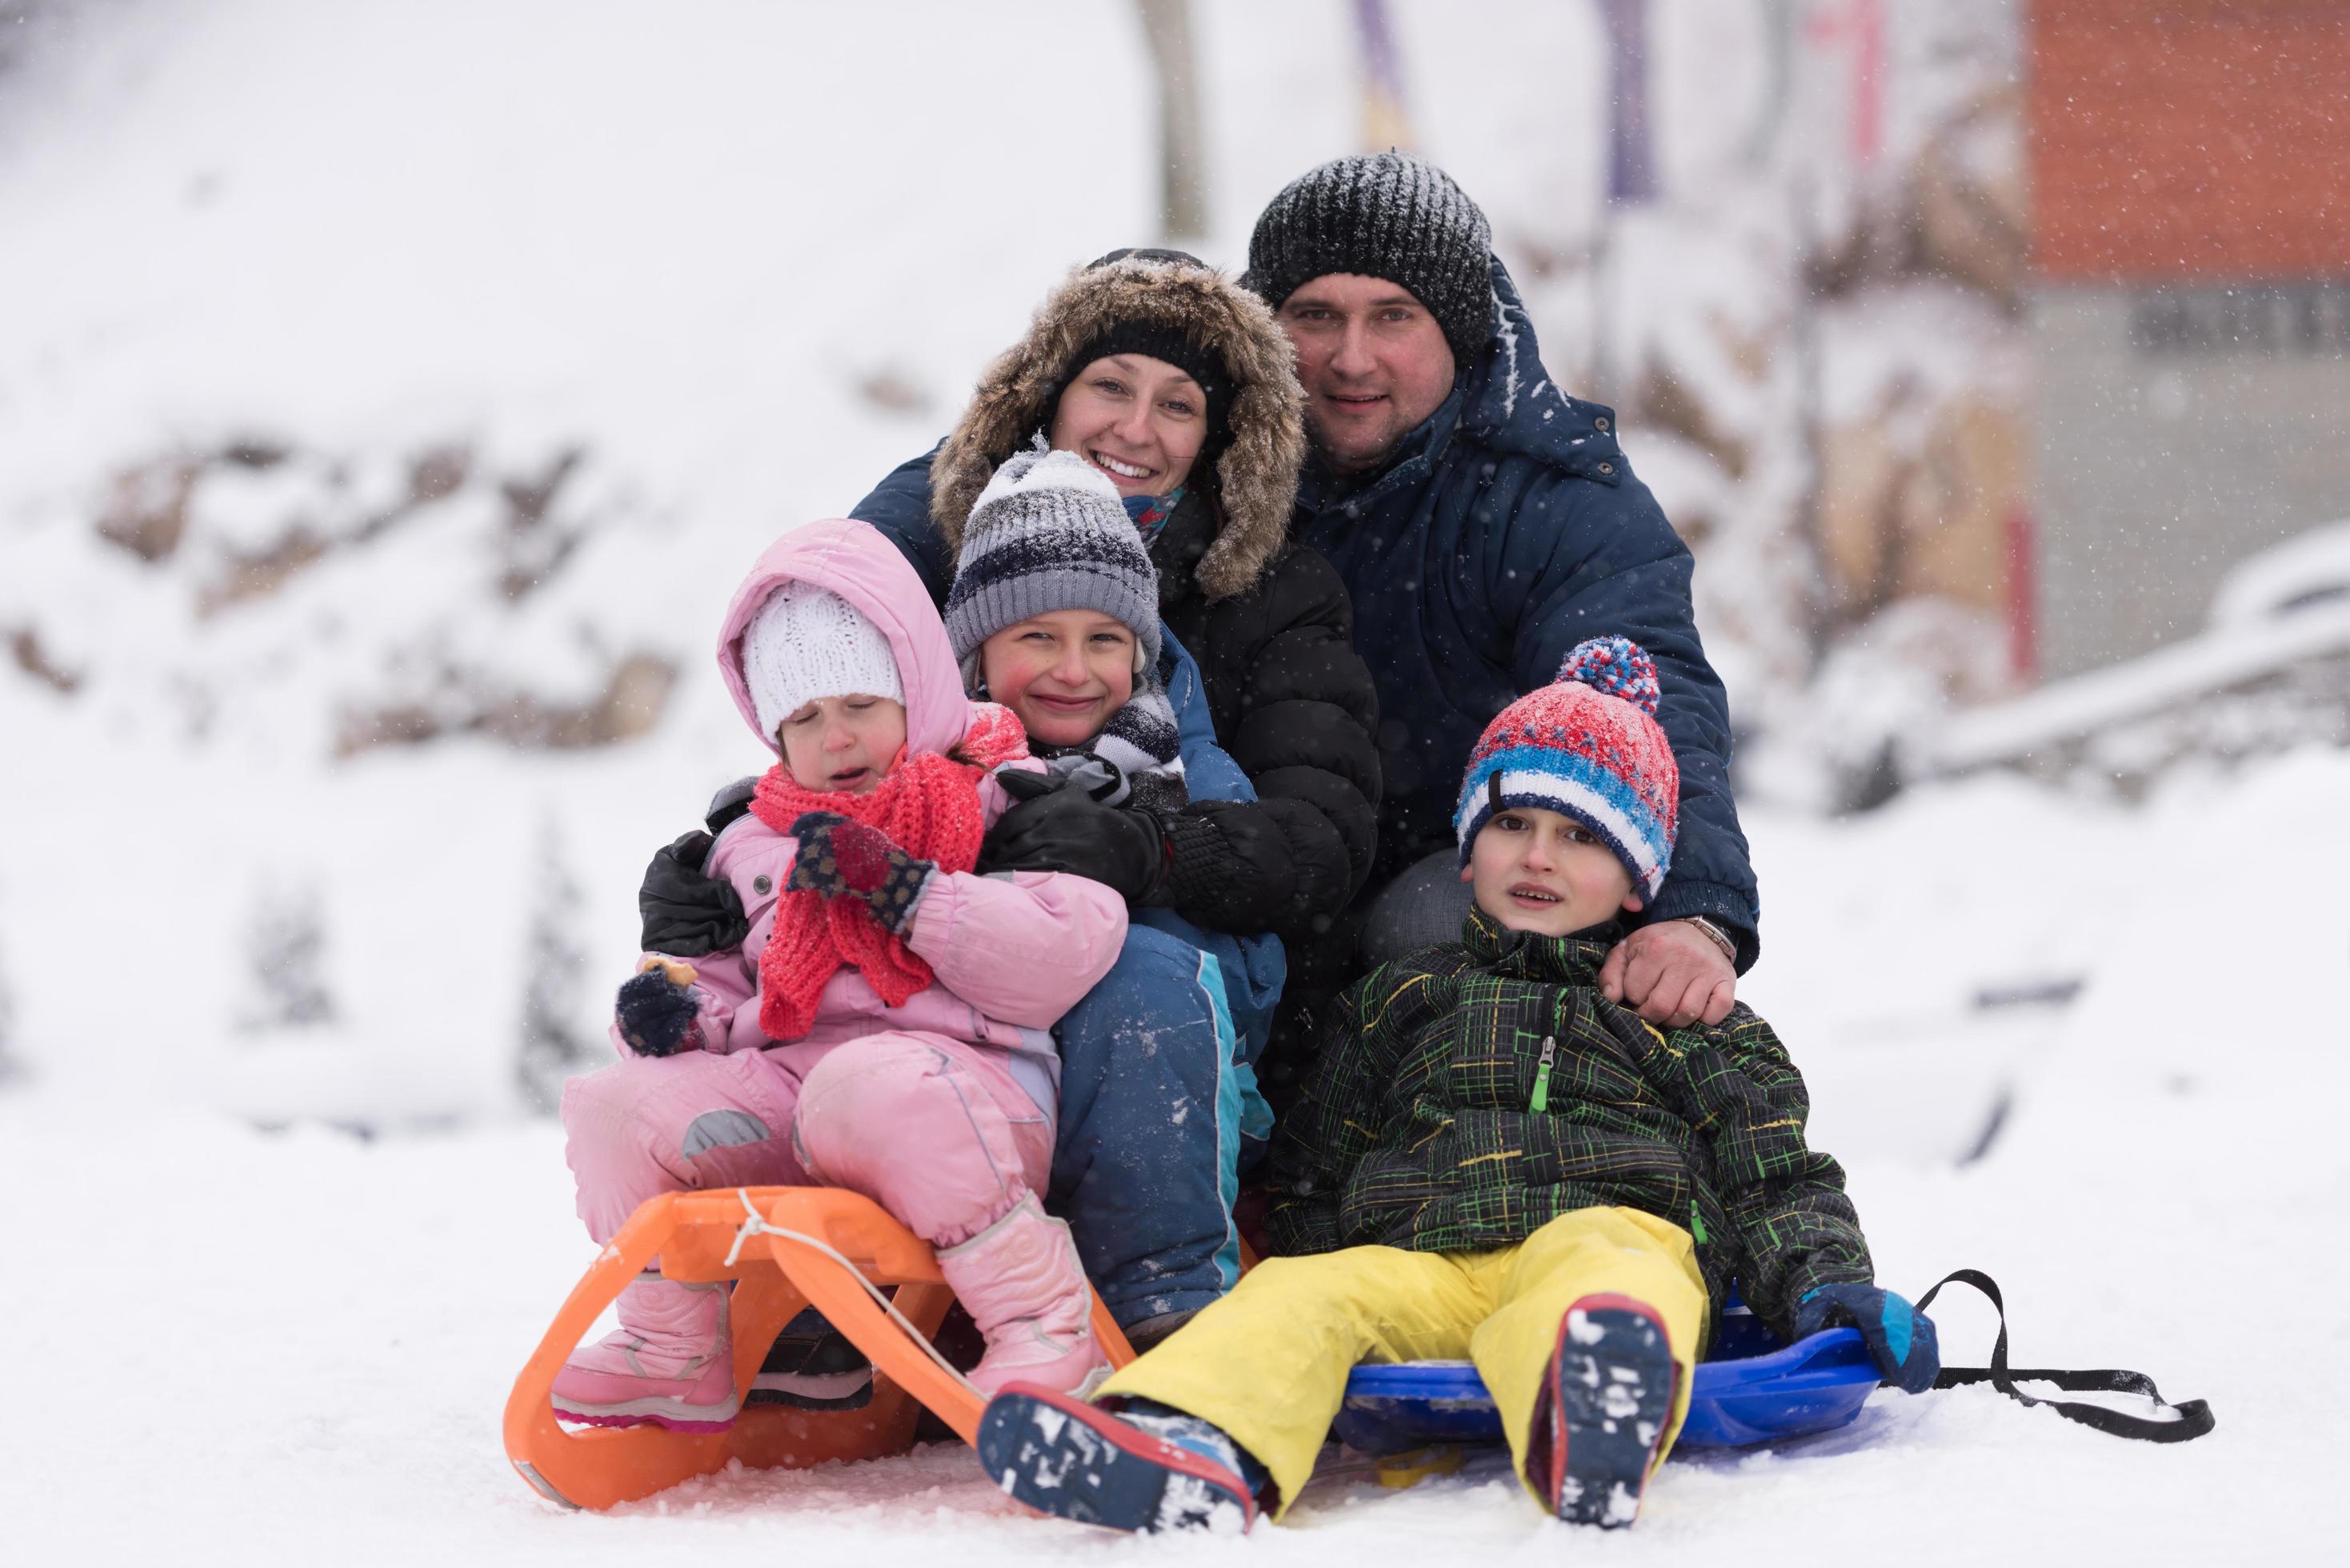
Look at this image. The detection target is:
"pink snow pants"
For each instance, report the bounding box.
[561,1033,1054,1250]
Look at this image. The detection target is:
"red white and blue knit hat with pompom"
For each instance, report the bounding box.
[1454,636,1679,902]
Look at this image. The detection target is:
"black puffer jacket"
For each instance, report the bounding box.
[853,254,1379,938]
[1144,490,1377,933]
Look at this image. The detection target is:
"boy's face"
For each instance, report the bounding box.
[979,610,1139,748]
[1463,805,1642,938]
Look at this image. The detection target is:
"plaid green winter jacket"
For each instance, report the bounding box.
[1265,910,1874,1344]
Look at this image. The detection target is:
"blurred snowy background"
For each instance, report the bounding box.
[3,2,2344,1562]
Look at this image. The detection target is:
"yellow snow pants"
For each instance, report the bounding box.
[1095,1206,1707,1516]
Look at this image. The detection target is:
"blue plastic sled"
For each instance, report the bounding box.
[1332,1302,1880,1455]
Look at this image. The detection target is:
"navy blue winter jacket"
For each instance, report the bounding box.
[1299,258,1759,965]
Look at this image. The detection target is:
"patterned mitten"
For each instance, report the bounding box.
[786,811,936,934]
[615,959,701,1058]
[1796,1282,1940,1393]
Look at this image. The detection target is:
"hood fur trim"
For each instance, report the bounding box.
[931,258,1307,602]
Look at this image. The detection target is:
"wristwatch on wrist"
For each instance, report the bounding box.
[1682,915,1738,965]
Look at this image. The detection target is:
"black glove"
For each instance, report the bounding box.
[615,966,701,1058]
[638,830,750,956]
[784,812,937,934]
[978,768,1168,904]
[1795,1282,1941,1394]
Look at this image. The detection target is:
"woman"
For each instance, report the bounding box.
[877,248,1379,936]
[639,250,1379,1361]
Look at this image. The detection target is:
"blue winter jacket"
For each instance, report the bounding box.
[1299,258,1759,965]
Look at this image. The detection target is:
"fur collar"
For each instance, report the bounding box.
[930,257,1307,602]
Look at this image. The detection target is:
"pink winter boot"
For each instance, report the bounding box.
[934,1195,1108,1398]
[550,1275,739,1431]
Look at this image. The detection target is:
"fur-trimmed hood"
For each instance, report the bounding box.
[930,254,1307,602]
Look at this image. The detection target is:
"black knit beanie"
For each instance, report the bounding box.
[1244,152,1495,367]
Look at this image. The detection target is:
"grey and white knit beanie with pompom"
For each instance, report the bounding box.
[948,446,1187,806]
[944,446,1164,670]
[739,580,903,742]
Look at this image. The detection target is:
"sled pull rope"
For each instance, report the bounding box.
[1919,1268,2214,1443]
[723,1188,980,1398]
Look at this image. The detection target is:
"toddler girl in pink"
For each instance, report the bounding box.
[551,517,1128,1432]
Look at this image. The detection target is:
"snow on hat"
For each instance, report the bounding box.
[945,446,1163,670]
[1246,151,1495,367]
[739,579,904,741]
[1455,636,1679,902]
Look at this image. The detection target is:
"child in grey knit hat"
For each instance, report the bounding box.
[947,446,1187,814]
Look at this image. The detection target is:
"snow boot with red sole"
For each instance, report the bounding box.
[975,1385,1259,1534]
[1541,1293,1678,1529]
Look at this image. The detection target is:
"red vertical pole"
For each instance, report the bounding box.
[1851,0,1884,168]
[2004,502,2039,684]
[1806,0,1885,170]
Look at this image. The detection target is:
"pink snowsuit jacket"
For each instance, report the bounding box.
[625,517,1128,1122]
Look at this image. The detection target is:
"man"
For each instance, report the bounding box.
[637,155,1756,1370]
[1238,152,1757,1082]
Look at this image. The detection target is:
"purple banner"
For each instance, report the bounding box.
[1599,0,1657,202]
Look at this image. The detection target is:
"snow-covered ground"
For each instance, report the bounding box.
[4,2,2342,1562]
[10,747,2345,1565]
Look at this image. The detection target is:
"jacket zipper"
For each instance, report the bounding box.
[1530,1034,1557,1113]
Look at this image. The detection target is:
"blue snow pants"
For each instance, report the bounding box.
[1048,911,1281,1327]
[1045,627,1283,1327]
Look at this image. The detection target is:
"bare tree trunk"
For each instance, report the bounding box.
[0,914,22,1089]
[516,815,590,1114]
[1135,0,1207,239]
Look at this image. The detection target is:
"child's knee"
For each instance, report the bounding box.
[1077,927,1215,1022]
[799,1035,939,1115]
[564,1054,790,1181]
[795,1038,963,1172]
[795,1038,1033,1244]
[1061,927,1230,1077]
[560,1060,660,1163]
[1230,1250,1390,1315]
[1524,1206,1695,1272]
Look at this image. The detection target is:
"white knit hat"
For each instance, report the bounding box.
[739,580,903,741]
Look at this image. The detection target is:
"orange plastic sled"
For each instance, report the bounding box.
[504,1186,1135,1510]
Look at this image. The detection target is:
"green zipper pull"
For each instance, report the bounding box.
[1530,1034,1557,1113]
[1689,1198,1708,1245]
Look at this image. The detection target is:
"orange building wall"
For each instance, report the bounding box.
[2032,0,2350,281]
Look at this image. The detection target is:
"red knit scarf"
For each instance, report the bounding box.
[750,703,1028,1042]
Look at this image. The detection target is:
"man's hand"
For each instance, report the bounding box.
[639,830,751,956]
[1599,918,1735,1028]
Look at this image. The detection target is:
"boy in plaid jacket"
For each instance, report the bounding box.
[976,638,1940,1534]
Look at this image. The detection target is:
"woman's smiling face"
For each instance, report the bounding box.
[1047,353,1208,498]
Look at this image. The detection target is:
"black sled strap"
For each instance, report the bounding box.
[1918,1268,2215,1444]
